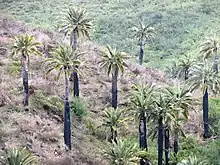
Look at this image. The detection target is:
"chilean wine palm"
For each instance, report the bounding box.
[178,55,195,80]
[130,83,155,165]
[177,156,208,165]
[190,62,220,138]
[103,138,139,165]
[46,45,81,150]
[102,108,128,142]
[200,36,219,73]
[100,45,128,109]
[164,84,194,155]
[132,22,155,65]
[59,7,92,97]
[11,34,41,111]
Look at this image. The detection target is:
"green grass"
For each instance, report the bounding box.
[1,0,220,68]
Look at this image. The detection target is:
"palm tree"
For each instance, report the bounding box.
[130,83,155,165]
[132,22,155,65]
[46,45,81,150]
[103,138,139,165]
[165,61,181,79]
[11,34,41,111]
[189,62,220,138]
[177,155,208,165]
[164,84,194,155]
[59,7,92,97]
[100,45,128,109]
[178,55,195,80]
[200,36,219,73]
[0,147,37,165]
[102,108,128,142]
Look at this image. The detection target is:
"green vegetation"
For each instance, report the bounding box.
[70,97,88,118]
[2,0,220,68]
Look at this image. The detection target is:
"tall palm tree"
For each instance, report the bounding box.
[190,62,220,138]
[200,36,219,73]
[59,7,92,97]
[46,45,81,150]
[10,34,41,111]
[102,108,128,142]
[103,138,139,165]
[132,22,155,65]
[130,83,155,165]
[100,45,128,109]
[164,84,194,155]
[177,155,208,165]
[178,55,195,80]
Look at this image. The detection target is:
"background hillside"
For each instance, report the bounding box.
[1,0,220,68]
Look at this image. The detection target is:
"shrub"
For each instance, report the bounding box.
[209,98,220,136]
[0,147,37,165]
[70,97,87,118]
[7,60,20,76]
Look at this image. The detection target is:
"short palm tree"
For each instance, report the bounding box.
[178,55,195,80]
[177,155,208,165]
[0,147,37,165]
[130,83,155,165]
[103,138,139,165]
[190,62,220,138]
[46,45,81,150]
[164,84,194,155]
[200,36,219,73]
[165,61,181,79]
[132,22,155,65]
[11,34,41,111]
[102,108,128,142]
[100,45,128,109]
[59,7,92,97]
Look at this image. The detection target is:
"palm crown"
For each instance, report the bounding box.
[132,22,155,45]
[99,45,128,76]
[11,34,41,63]
[46,45,81,80]
[200,36,219,60]
[59,7,92,39]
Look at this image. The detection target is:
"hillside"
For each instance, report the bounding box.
[1,0,220,68]
[0,15,166,164]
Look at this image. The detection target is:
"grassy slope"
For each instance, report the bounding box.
[1,0,220,68]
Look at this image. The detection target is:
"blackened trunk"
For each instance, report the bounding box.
[73,28,78,50]
[64,71,71,150]
[73,72,79,97]
[112,68,118,109]
[213,50,218,74]
[21,55,29,111]
[114,130,117,143]
[203,88,209,139]
[173,134,178,155]
[139,41,144,65]
[184,68,189,80]
[158,116,164,165]
[140,111,147,165]
[164,128,170,165]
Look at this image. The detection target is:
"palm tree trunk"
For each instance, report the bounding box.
[164,128,170,165]
[112,68,118,109]
[140,111,147,165]
[203,88,209,139]
[213,49,218,73]
[173,134,178,155]
[21,55,29,111]
[158,116,164,165]
[184,68,189,80]
[139,40,144,65]
[64,70,71,150]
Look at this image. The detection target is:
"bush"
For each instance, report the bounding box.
[209,98,220,136]
[70,97,87,118]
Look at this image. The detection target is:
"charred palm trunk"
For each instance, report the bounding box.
[203,88,209,139]
[110,127,117,143]
[21,54,29,111]
[139,40,144,65]
[164,128,170,165]
[173,133,179,155]
[158,116,164,165]
[64,70,71,150]
[112,68,118,109]
[140,111,147,165]
[213,49,218,74]
[71,28,79,97]
[184,68,189,80]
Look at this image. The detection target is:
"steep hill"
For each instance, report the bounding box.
[1,0,220,68]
